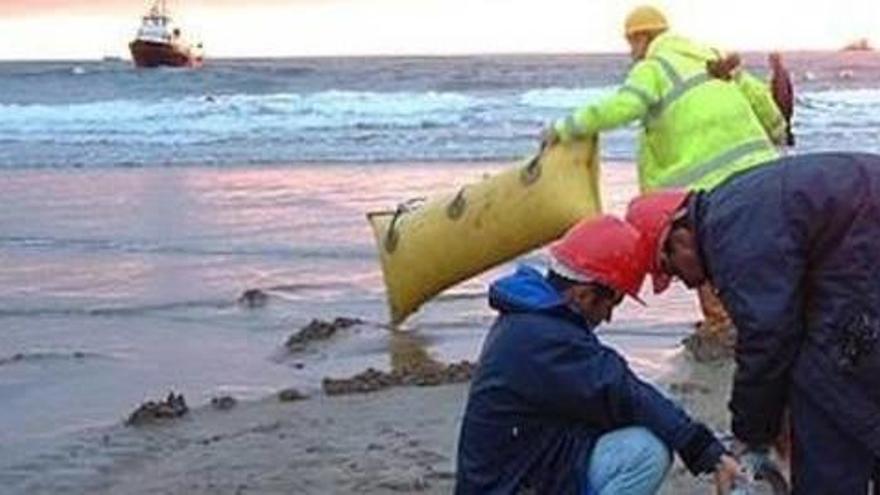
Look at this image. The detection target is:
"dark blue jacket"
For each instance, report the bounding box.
[455,265,725,495]
[692,152,880,453]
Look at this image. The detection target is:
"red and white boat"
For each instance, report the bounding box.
[129,0,203,68]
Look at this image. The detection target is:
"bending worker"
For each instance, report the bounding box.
[626,152,880,494]
[455,216,738,494]
[545,5,790,343]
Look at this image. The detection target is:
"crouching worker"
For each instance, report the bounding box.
[455,215,739,494]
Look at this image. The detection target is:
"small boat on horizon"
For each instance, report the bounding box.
[129,0,203,68]
[841,38,874,52]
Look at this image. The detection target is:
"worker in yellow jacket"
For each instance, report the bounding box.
[546,5,789,350]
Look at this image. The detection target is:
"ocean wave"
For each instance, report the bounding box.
[12,85,867,142]
[0,84,876,167]
[0,85,618,164]
[795,89,880,137]
[519,86,616,109]
[0,90,484,137]
[801,88,880,106]
[1,62,130,80]
[0,236,376,260]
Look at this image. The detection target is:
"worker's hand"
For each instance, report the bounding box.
[713,454,743,495]
[540,125,560,150]
[707,53,741,81]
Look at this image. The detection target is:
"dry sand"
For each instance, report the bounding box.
[8,348,739,495]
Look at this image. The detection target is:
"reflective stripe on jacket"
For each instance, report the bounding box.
[554,33,785,192]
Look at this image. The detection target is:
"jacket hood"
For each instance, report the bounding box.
[648,33,717,63]
[488,264,567,314]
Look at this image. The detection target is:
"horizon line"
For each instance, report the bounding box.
[0,47,866,64]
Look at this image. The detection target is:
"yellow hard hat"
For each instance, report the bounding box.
[624,5,669,37]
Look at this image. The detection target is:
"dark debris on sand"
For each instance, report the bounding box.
[278,387,309,402]
[126,392,189,426]
[285,317,364,352]
[210,395,238,411]
[322,360,475,396]
[0,351,92,367]
[238,288,270,308]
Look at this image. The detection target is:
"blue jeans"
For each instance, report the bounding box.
[584,427,671,495]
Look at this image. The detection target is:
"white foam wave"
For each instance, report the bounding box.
[1,90,478,127]
[2,85,876,164]
[797,89,880,132]
[0,90,496,147]
[801,88,880,106]
[519,86,616,109]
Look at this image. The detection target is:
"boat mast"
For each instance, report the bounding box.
[149,0,168,18]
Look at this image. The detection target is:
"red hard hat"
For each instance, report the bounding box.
[624,190,689,294]
[549,215,649,302]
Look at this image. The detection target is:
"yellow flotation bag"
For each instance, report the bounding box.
[368,139,602,325]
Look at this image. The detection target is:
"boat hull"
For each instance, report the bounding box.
[129,39,200,68]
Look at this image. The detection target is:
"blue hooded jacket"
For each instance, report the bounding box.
[455,265,725,494]
[689,152,880,456]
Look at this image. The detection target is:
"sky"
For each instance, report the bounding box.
[0,0,878,60]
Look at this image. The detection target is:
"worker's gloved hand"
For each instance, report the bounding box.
[707,53,742,81]
[732,447,790,494]
[739,447,773,476]
[713,453,744,495]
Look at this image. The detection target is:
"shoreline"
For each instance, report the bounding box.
[0,158,635,173]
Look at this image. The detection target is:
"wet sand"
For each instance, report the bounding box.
[9,348,735,495]
[1,162,732,493]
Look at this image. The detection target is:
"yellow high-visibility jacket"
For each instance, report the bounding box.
[555,33,786,192]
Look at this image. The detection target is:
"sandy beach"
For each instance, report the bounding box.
[4,342,735,495]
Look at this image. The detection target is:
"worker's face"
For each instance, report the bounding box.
[627,33,651,61]
[568,284,625,326]
[660,225,707,289]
